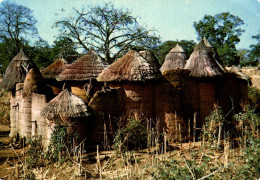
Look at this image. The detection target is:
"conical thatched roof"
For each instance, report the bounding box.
[0,49,36,90]
[41,89,90,120]
[97,50,162,82]
[22,68,47,98]
[203,38,227,73]
[57,50,109,81]
[41,58,68,79]
[184,40,224,78]
[139,50,161,70]
[160,44,188,73]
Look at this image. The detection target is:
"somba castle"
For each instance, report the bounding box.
[0,39,249,148]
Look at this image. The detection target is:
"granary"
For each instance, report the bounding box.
[0,49,37,138]
[97,50,162,119]
[39,89,91,147]
[21,68,53,141]
[41,57,68,95]
[57,49,109,102]
[184,39,225,127]
[160,43,188,73]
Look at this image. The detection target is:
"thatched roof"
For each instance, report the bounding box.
[41,58,68,79]
[57,50,109,81]
[41,89,90,120]
[22,68,47,98]
[229,66,251,83]
[139,50,161,69]
[0,49,36,90]
[160,44,188,73]
[184,40,225,78]
[97,50,162,82]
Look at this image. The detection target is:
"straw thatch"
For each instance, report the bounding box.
[22,68,49,98]
[139,50,161,70]
[41,58,68,79]
[97,50,162,82]
[41,89,90,120]
[184,40,224,78]
[160,44,188,73]
[0,49,36,90]
[57,50,109,81]
[229,66,251,83]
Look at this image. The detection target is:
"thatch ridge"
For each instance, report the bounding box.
[97,50,162,82]
[41,89,90,120]
[184,40,224,78]
[229,66,251,83]
[0,49,36,90]
[22,68,47,98]
[160,44,188,73]
[41,58,68,79]
[57,50,109,81]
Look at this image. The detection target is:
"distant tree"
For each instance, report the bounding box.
[50,36,80,63]
[155,40,196,65]
[55,3,160,64]
[194,12,245,66]
[249,33,260,66]
[237,49,250,67]
[0,1,38,52]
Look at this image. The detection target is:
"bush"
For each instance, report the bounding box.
[248,86,260,113]
[27,136,44,168]
[113,118,147,152]
[45,123,68,163]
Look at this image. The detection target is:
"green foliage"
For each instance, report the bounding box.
[204,105,226,142]
[154,157,218,180]
[50,36,79,63]
[27,136,44,168]
[248,86,260,113]
[113,118,147,152]
[237,49,250,67]
[46,123,68,163]
[55,3,160,63]
[155,40,196,65]
[0,1,38,52]
[249,33,260,66]
[194,12,245,66]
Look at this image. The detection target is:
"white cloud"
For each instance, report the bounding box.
[258,0,260,2]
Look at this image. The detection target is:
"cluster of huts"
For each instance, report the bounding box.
[0,39,249,148]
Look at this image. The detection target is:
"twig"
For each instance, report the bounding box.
[198,166,222,180]
[182,156,195,180]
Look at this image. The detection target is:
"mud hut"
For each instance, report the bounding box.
[0,49,36,138]
[41,89,91,143]
[97,50,162,118]
[21,68,53,140]
[184,40,225,127]
[41,58,68,95]
[57,50,109,102]
[160,44,188,73]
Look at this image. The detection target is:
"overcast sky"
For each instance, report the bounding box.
[2,0,260,49]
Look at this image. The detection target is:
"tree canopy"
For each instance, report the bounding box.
[54,3,160,64]
[0,1,38,52]
[194,12,245,66]
[248,33,260,66]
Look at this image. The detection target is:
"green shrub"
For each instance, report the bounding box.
[27,136,44,168]
[45,123,68,163]
[248,86,260,113]
[113,118,147,152]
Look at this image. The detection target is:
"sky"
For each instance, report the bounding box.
[1,0,260,49]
